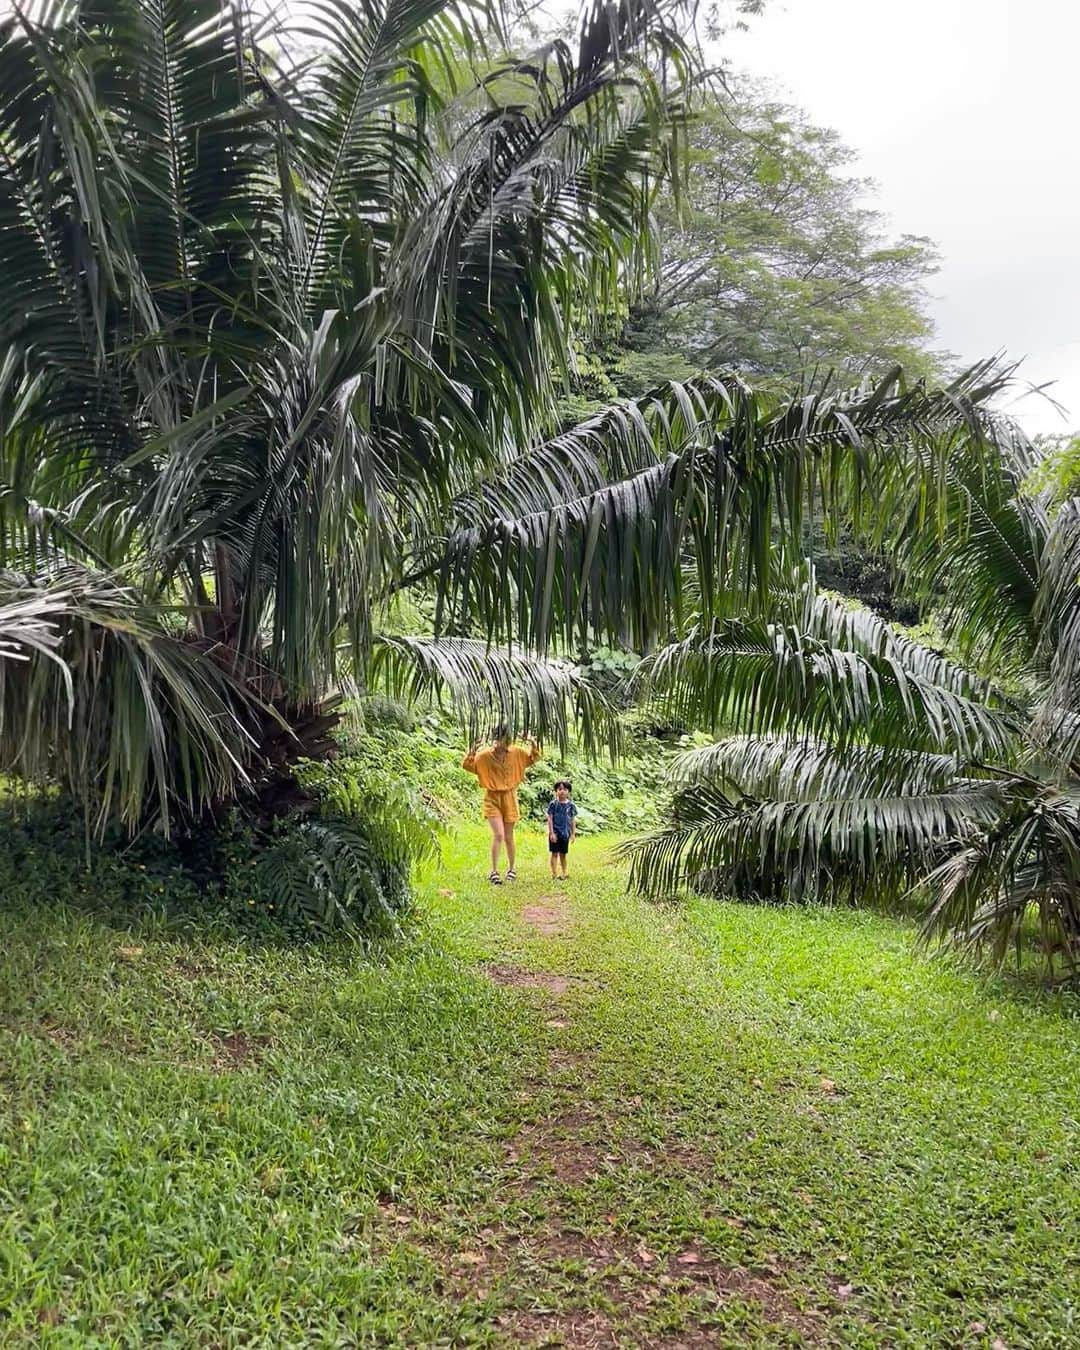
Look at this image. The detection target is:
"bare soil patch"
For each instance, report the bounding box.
[500,1308,617,1348]
[485,964,578,995]
[506,1109,605,1184]
[522,898,570,937]
[490,1235,826,1347]
[207,1029,266,1071]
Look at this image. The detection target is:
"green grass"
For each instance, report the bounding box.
[1,827,1078,1346]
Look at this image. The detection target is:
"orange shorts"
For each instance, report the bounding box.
[482,788,520,824]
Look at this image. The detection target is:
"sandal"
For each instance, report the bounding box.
[505,869,517,882]
[489,870,502,885]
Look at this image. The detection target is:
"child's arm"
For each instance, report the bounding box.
[570,803,578,842]
[546,803,556,841]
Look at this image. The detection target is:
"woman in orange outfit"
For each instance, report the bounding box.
[462,725,541,883]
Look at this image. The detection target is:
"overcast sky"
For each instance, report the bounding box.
[722,0,1080,435]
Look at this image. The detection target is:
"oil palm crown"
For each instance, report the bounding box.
[0,0,704,830]
[626,413,1080,975]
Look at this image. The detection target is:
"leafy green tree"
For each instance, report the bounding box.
[641,86,941,383]
[1027,430,1080,506]
[0,0,699,834]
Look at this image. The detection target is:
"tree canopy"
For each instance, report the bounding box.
[565,80,943,414]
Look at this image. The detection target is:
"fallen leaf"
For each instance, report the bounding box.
[603,1153,620,1163]
[968,1324,986,1335]
[636,1246,656,1265]
[752,1077,764,1088]
[457,1252,485,1266]
[676,1250,701,1265]
[724,1216,746,1230]
[819,1077,837,1094]
[117,945,144,960]
[437,888,456,898]
[545,1018,569,1029]
[837,1283,854,1299]
[796,1189,814,1206]
[992,1340,1008,1350]
[988,1010,1001,1022]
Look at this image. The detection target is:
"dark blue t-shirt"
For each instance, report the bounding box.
[546,800,578,838]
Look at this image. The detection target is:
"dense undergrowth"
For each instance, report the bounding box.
[0,697,682,939]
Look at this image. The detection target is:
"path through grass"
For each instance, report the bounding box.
[1,828,1077,1345]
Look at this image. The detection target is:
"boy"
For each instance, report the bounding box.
[546,780,578,881]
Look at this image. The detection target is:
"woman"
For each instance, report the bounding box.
[462,726,541,883]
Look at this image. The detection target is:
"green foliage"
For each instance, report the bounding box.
[329,700,478,823]
[1026,430,1080,507]
[520,714,690,834]
[245,817,417,936]
[626,417,1080,977]
[0,694,446,938]
[566,81,944,411]
[644,85,943,383]
[574,645,641,706]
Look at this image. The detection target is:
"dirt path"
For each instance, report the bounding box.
[461,887,829,1348]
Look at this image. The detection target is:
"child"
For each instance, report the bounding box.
[546,780,578,881]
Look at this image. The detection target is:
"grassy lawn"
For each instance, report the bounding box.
[1,826,1078,1346]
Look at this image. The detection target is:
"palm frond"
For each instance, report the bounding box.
[858,394,1046,667]
[621,775,1006,903]
[252,814,424,933]
[0,567,258,835]
[673,735,963,800]
[434,364,1023,652]
[921,783,1080,974]
[369,633,616,755]
[636,612,1016,761]
[392,0,699,442]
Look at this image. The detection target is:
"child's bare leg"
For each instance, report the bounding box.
[560,851,569,877]
[549,847,558,877]
[487,817,505,873]
[504,822,516,873]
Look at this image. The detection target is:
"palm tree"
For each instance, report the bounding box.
[0,0,702,830]
[0,0,1020,870]
[626,408,1080,977]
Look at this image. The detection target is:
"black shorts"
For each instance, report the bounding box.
[548,835,570,855]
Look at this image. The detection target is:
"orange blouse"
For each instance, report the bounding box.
[461,743,540,790]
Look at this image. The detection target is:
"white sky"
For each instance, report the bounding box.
[722,0,1080,436]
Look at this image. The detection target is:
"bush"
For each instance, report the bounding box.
[520,714,694,834]
[0,706,444,939]
[0,789,219,929]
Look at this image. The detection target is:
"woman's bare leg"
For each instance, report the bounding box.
[488,816,505,872]
[504,822,516,873]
